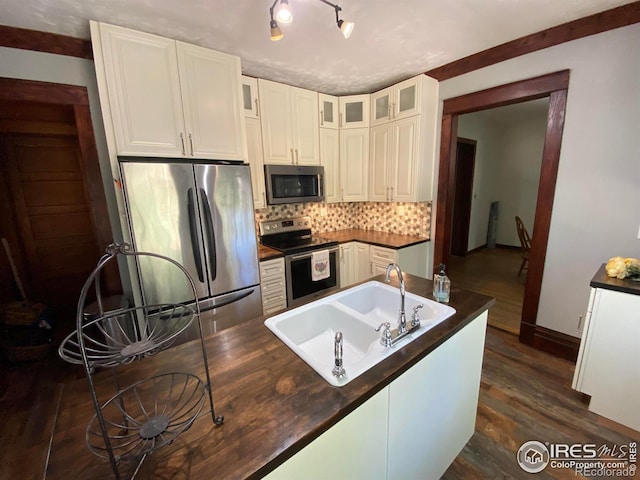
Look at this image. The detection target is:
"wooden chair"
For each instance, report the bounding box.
[515,216,532,276]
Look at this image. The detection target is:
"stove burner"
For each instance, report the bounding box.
[259,216,337,255]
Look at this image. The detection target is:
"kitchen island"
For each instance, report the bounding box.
[45,274,493,479]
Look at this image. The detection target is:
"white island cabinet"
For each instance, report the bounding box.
[91,21,246,161]
[572,267,640,431]
[264,311,488,480]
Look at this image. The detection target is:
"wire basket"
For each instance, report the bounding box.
[58,303,195,368]
[86,372,206,460]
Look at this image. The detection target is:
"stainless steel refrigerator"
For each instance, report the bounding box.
[119,158,262,343]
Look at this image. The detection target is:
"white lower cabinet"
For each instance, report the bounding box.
[340,242,371,288]
[370,244,428,278]
[572,287,640,431]
[264,388,389,480]
[339,242,355,287]
[264,312,488,480]
[354,242,371,283]
[259,258,287,315]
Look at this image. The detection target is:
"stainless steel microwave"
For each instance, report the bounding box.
[264,164,324,205]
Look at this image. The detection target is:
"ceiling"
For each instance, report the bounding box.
[0,0,636,95]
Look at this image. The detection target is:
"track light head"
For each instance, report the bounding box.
[267,0,354,41]
[337,18,354,39]
[275,0,293,24]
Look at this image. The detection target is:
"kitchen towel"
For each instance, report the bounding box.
[311,249,330,281]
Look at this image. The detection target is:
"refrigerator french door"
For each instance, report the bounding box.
[119,158,262,341]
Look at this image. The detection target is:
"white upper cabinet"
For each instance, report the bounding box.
[96,23,184,156]
[340,128,369,201]
[176,42,245,160]
[259,79,320,165]
[371,75,423,127]
[319,93,339,129]
[370,116,420,202]
[245,117,266,208]
[241,76,260,119]
[320,128,340,203]
[94,22,245,160]
[369,123,393,201]
[339,95,370,129]
[369,75,438,202]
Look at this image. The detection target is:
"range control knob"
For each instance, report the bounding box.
[264,225,270,231]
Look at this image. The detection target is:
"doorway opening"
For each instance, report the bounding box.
[0,78,119,336]
[447,99,548,335]
[434,71,579,359]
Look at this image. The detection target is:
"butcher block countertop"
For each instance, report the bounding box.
[319,228,428,249]
[258,243,283,261]
[590,263,640,296]
[46,275,493,479]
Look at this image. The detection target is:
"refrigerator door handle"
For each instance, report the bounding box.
[187,187,205,283]
[199,288,254,313]
[199,188,217,282]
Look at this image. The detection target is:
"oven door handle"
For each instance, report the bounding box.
[288,246,338,262]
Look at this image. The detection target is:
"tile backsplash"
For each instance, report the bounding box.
[255,202,431,238]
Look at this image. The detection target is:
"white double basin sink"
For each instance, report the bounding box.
[264,281,456,386]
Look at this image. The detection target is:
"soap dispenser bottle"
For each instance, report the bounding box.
[433,264,451,304]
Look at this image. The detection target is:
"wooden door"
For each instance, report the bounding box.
[0,101,106,324]
[450,139,476,256]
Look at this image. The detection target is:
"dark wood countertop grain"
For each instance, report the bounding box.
[46,275,493,479]
[319,229,428,249]
[258,244,284,261]
[590,263,640,296]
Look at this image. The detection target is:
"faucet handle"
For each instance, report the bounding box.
[376,322,393,347]
[411,304,424,327]
[332,332,346,378]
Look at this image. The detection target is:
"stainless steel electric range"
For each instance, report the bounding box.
[260,216,340,307]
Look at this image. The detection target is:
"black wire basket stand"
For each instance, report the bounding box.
[58,243,224,479]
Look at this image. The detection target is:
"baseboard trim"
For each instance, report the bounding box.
[521,324,579,362]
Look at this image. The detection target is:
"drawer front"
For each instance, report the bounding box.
[262,276,286,294]
[263,302,286,316]
[260,258,285,279]
[370,246,397,264]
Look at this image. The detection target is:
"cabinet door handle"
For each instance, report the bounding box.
[388,104,392,121]
[320,110,324,126]
[254,98,259,117]
[188,133,194,156]
[290,148,294,164]
[389,186,393,201]
[340,112,343,128]
[295,149,299,164]
[576,314,584,332]
[391,102,396,119]
[180,132,186,156]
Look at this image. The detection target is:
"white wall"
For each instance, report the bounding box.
[457,115,502,251]
[459,105,547,249]
[433,24,640,337]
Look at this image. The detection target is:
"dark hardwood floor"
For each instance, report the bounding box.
[1,323,637,479]
[444,327,639,479]
[449,247,525,334]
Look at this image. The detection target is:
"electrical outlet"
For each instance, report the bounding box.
[320,206,327,217]
[397,205,405,216]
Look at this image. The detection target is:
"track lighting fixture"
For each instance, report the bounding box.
[268,0,355,41]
